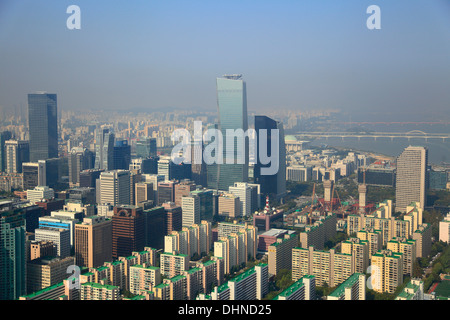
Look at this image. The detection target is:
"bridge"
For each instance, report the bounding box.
[295,131,450,142]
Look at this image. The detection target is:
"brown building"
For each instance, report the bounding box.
[35,199,65,216]
[162,202,182,235]
[112,205,145,259]
[29,240,56,261]
[135,182,154,206]
[75,215,113,268]
[218,193,240,218]
[174,180,196,206]
[157,180,177,205]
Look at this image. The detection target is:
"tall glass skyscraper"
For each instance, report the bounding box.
[27,93,58,162]
[254,116,286,199]
[213,74,249,191]
[94,127,115,171]
[0,209,26,300]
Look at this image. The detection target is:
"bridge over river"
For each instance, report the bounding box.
[295,130,450,142]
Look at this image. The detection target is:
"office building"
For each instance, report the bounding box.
[29,240,56,261]
[27,186,55,204]
[135,182,154,206]
[190,139,207,187]
[286,165,312,182]
[26,256,75,293]
[0,131,12,172]
[34,227,70,259]
[174,180,196,206]
[112,205,145,258]
[142,206,166,249]
[94,127,114,171]
[254,115,286,199]
[79,169,103,188]
[218,193,240,218]
[162,202,182,235]
[5,140,29,173]
[157,180,177,205]
[229,182,252,217]
[75,215,112,268]
[113,140,131,170]
[395,146,428,212]
[182,195,200,227]
[28,93,58,162]
[135,137,157,158]
[0,209,26,300]
[214,74,248,191]
[68,146,94,186]
[98,170,131,206]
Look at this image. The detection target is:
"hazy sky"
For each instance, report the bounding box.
[1,0,450,119]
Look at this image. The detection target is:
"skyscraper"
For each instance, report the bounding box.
[214,74,248,191]
[0,209,26,300]
[0,131,12,172]
[68,146,94,186]
[98,170,131,206]
[113,140,131,170]
[112,205,145,258]
[395,146,428,212]
[135,137,157,158]
[28,93,58,162]
[94,127,114,171]
[254,115,286,199]
[5,140,29,174]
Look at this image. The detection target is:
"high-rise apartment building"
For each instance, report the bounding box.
[371,249,403,294]
[268,233,298,276]
[28,93,58,162]
[292,246,354,287]
[395,146,428,212]
[341,237,370,274]
[387,237,416,276]
[439,213,450,244]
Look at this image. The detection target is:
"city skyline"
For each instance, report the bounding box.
[0,1,449,121]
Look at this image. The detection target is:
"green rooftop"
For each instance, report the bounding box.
[21,282,65,299]
[328,273,363,298]
[82,282,118,291]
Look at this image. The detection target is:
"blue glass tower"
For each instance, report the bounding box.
[27,93,58,162]
[214,75,248,191]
